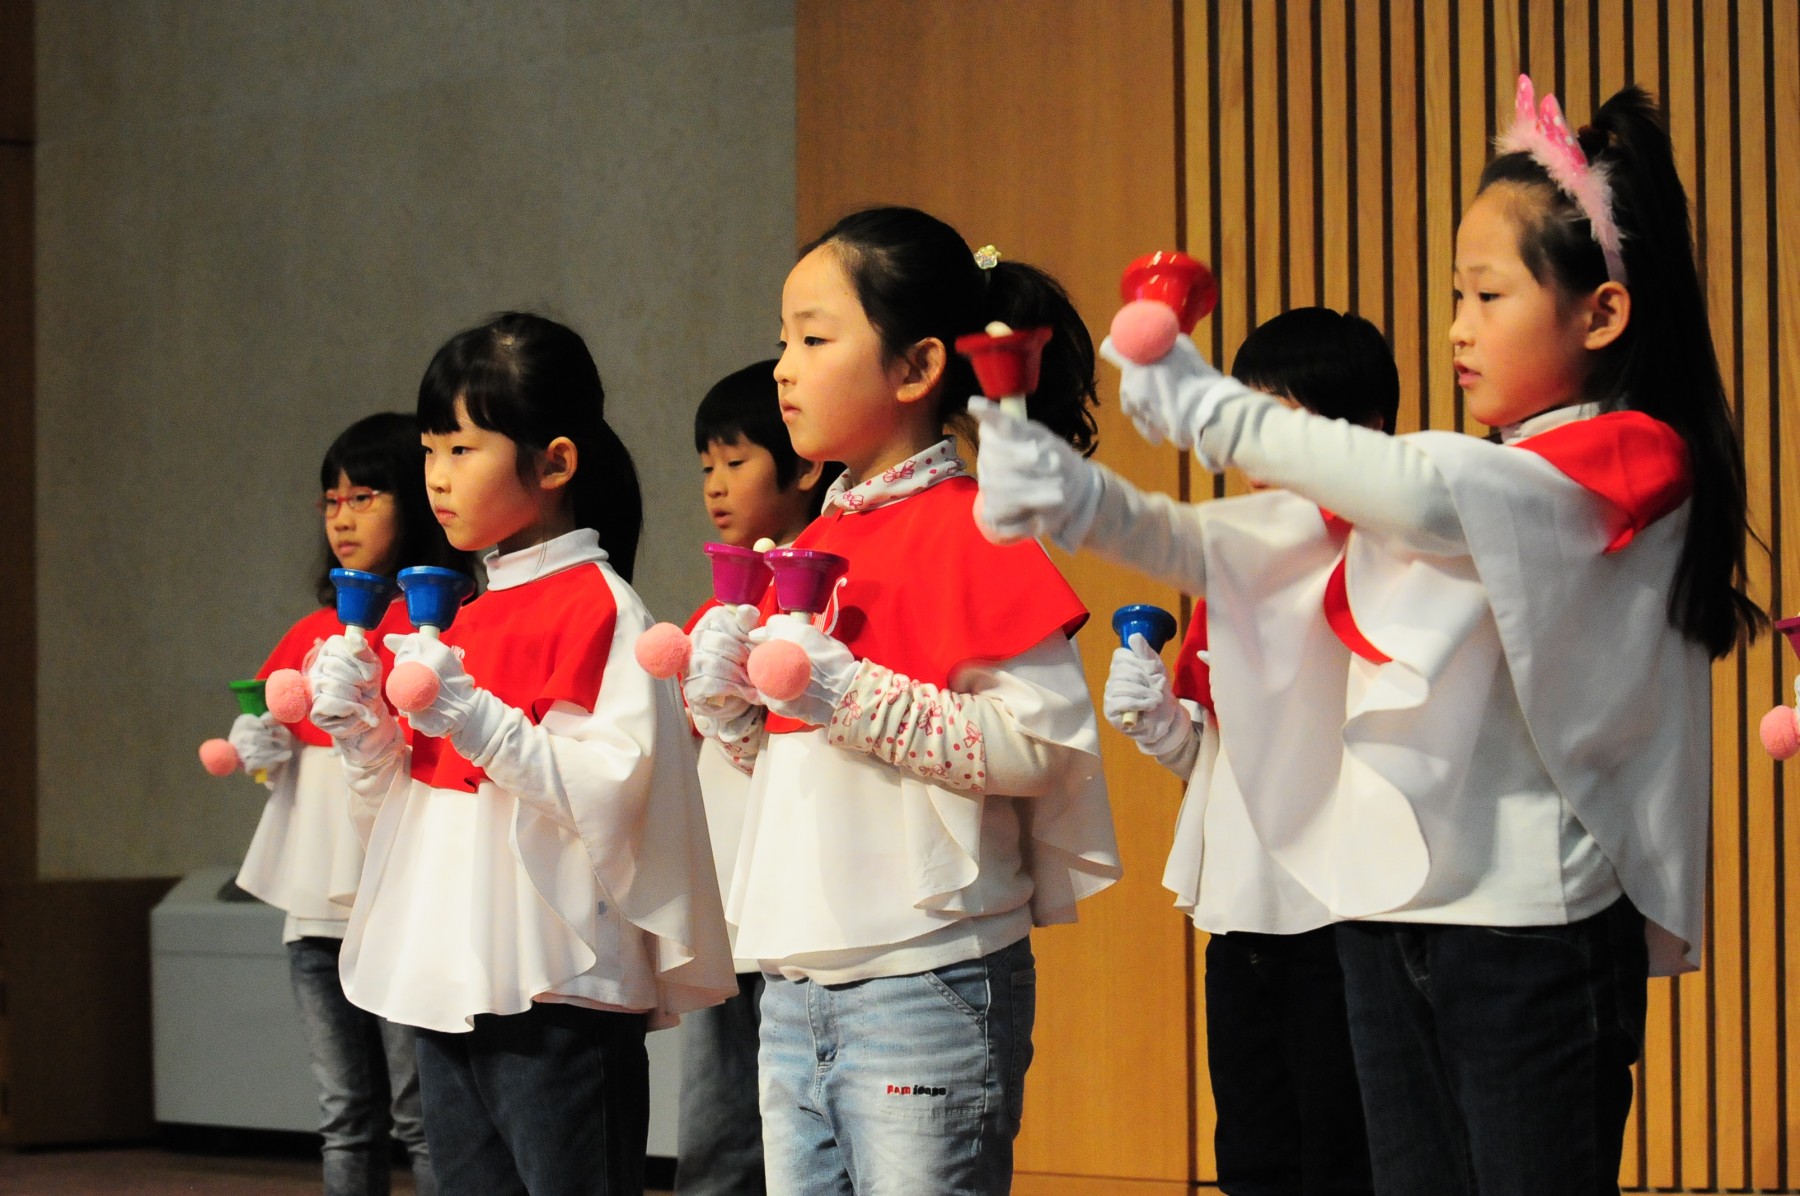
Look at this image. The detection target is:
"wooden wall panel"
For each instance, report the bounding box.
[1779,3,1800,1192]
[1172,1,1800,1190]
[0,879,175,1144]
[798,2,1195,1183]
[800,0,1800,1187]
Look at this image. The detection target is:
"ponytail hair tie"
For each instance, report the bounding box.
[1497,74,1628,284]
[973,244,1001,270]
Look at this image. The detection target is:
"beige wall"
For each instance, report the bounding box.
[35,1,796,878]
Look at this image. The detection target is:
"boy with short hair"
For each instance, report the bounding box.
[676,360,837,1196]
[1107,308,1396,1196]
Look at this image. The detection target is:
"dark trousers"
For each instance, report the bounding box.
[674,971,766,1195]
[1205,927,1373,1195]
[1333,897,1648,1196]
[415,1002,649,1196]
[287,936,435,1196]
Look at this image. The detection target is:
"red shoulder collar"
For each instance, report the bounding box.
[1518,411,1690,553]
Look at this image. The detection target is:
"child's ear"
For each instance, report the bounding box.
[893,338,947,406]
[1582,281,1631,350]
[537,436,578,492]
[791,457,828,494]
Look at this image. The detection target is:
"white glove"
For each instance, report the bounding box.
[747,614,861,728]
[305,634,401,768]
[692,702,764,744]
[1100,333,1230,464]
[968,397,1103,550]
[683,603,764,722]
[1102,635,1193,760]
[227,712,296,782]
[383,633,488,741]
[307,635,384,735]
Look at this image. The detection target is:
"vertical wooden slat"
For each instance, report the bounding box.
[1387,1,1423,434]
[1775,3,1800,1189]
[1559,0,1593,116]
[1352,0,1388,334]
[1185,0,1217,367]
[1525,0,1559,94]
[1744,6,1784,1187]
[1250,0,1283,330]
[1420,3,1454,435]
[1452,0,1489,437]
[1282,0,1316,310]
[1641,7,1692,1188]
[1491,0,1522,127]
[1596,0,1628,96]
[1609,11,1713,1187]
[1676,2,1746,1191]
[1215,0,1251,384]
[1317,0,1349,315]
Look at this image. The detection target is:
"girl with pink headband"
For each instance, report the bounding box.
[976,78,1760,1193]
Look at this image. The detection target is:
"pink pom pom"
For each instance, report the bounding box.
[634,623,694,679]
[1109,299,1181,364]
[386,661,442,713]
[747,639,812,702]
[265,669,312,723]
[1761,705,1800,760]
[198,738,240,777]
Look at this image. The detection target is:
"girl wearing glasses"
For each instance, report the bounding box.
[222,411,469,1196]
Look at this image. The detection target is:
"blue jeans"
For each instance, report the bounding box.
[1205,928,1372,1195]
[759,936,1036,1196]
[287,936,435,1196]
[1333,897,1648,1196]
[414,1002,649,1196]
[675,971,765,1195]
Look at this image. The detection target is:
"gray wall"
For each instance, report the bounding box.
[36,1,796,878]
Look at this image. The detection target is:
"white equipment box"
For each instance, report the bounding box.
[149,866,682,1154]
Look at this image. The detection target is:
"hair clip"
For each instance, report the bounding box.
[973,245,1001,270]
[1496,74,1627,284]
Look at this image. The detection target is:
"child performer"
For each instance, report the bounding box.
[224,412,463,1196]
[305,313,736,1196]
[1103,308,1392,1195]
[676,360,837,1196]
[682,207,1121,1194]
[976,81,1760,1193]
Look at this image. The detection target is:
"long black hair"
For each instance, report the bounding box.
[313,412,471,605]
[1478,85,1761,657]
[416,312,644,581]
[802,206,1099,456]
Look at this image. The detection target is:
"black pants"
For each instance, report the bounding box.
[1334,897,1648,1195]
[415,1002,649,1196]
[1206,927,1374,1195]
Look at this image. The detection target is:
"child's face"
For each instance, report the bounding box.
[322,469,401,575]
[421,399,547,554]
[699,436,810,549]
[1449,187,1597,428]
[775,245,918,480]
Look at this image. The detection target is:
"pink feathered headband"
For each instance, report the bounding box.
[1495,74,1628,285]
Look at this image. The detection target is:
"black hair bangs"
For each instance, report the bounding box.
[417,337,532,443]
[321,429,420,493]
